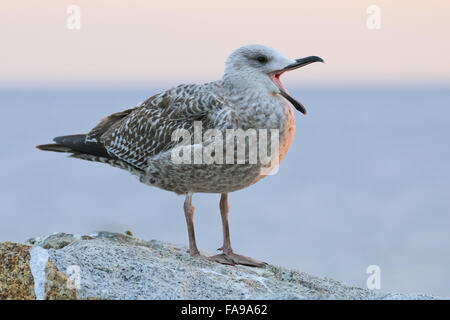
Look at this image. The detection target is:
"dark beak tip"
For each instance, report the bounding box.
[308,56,324,64]
[278,90,307,115]
[289,56,325,70]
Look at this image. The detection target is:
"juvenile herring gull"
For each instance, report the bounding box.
[37,44,323,267]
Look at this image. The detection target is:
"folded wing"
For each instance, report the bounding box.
[90,84,226,170]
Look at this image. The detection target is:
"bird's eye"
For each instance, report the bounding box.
[256,56,268,64]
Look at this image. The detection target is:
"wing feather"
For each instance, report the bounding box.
[90,83,228,169]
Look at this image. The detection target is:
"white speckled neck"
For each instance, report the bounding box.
[29,246,49,300]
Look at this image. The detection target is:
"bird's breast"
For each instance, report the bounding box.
[230,95,296,165]
[273,98,296,164]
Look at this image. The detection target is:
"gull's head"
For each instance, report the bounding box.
[223,44,324,114]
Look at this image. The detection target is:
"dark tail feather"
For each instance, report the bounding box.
[36,144,73,153]
[37,134,111,158]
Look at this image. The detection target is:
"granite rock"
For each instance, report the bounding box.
[0,242,35,299]
[0,232,442,300]
[0,241,76,300]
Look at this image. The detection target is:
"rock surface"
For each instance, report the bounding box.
[0,232,441,300]
[0,242,35,299]
[0,241,76,299]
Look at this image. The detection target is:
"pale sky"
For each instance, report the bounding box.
[1,0,449,86]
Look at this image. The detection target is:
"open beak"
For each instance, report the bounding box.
[270,56,324,115]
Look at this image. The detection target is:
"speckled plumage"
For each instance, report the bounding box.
[75,79,295,195]
[38,45,323,267]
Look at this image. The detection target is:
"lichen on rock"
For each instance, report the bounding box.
[44,260,77,300]
[0,242,35,300]
[1,241,76,300]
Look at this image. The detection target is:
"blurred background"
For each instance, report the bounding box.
[1,0,449,296]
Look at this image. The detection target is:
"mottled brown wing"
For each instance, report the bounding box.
[94,84,225,169]
[86,108,136,143]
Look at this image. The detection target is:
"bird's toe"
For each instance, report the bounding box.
[209,252,266,268]
[208,253,237,266]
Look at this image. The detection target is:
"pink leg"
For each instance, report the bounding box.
[210,193,267,267]
[184,193,200,256]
